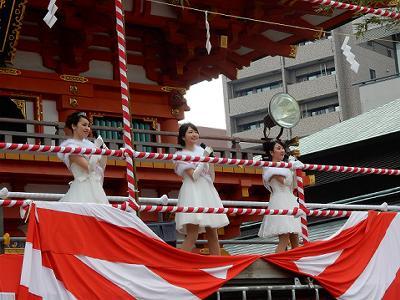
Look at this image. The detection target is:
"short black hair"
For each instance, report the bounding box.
[178,122,199,146]
[65,112,89,130]
[262,139,287,162]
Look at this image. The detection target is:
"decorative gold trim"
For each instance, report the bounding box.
[10,98,26,117]
[34,96,43,121]
[161,86,186,94]
[313,28,324,40]
[289,45,298,58]
[8,0,28,63]
[220,35,228,48]
[69,85,79,95]
[1,0,16,52]
[307,175,315,186]
[69,97,78,107]
[60,74,88,83]
[171,108,180,116]
[0,67,21,75]
[143,117,158,130]
[4,248,25,254]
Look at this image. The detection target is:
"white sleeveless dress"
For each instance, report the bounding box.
[57,139,109,204]
[258,167,301,237]
[174,145,229,234]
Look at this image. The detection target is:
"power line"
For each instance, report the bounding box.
[145,0,400,45]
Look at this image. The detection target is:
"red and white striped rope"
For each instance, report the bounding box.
[296,169,310,243]
[0,199,30,208]
[303,163,400,175]
[302,0,400,19]
[0,143,123,157]
[114,0,138,209]
[0,199,352,217]
[2,142,400,176]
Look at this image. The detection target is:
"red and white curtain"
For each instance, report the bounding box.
[0,203,399,299]
[264,211,400,299]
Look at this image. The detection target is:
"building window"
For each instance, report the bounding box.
[93,117,155,152]
[234,81,282,98]
[369,68,376,79]
[301,104,339,118]
[93,116,122,141]
[296,67,335,82]
[237,121,263,132]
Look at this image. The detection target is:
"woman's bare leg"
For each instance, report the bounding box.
[276,233,290,253]
[181,224,199,252]
[289,233,299,250]
[205,227,221,256]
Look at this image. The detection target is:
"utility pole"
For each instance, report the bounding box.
[280,56,292,139]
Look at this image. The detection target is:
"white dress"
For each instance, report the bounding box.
[174,145,229,234]
[258,167,301,238]
[57,139,109,204]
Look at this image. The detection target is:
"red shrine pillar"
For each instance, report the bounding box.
[160,118,179,145]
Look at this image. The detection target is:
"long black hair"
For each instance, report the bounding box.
[262,139,288,162]
[65,111,89,130]
[178,122,199,146]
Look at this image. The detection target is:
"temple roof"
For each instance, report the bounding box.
[300,98,400,156]
[2,0,367,87]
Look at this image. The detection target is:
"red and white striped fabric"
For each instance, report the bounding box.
[264,211,400,299]
[18,202,258,299]
[0,254,23,300]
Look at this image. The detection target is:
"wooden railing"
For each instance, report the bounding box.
[0,118,265,159]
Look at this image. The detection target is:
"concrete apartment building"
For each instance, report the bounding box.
[222,23,399,141]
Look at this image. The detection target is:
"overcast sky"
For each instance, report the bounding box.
[181,76,227,129]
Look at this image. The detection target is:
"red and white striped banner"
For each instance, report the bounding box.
[5,203,398,299]
[264,211,400,299]
[18,202,258,299]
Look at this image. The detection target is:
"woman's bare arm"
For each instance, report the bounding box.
[270,175,285,185]
[70,155,89,172]
[184,168,194,178]
[209,163,215,182]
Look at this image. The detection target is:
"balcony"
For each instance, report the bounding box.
[287,74,337,102]
[237,56,282,79]
[228,87,284,116]
[232,111,341,142]
[228,75,336,118]
[285,38,334,68]
[0,118,266,159]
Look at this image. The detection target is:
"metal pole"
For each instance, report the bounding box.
[280,56,288,93]
[280,55,293,139]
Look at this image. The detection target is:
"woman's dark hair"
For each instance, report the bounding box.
[65,112,89,130]
[178,122,199,146]
[262,139,288,162]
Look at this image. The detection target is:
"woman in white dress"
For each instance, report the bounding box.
[174,123,229,255]
[57,112,109,204]
[258,139,302,253]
